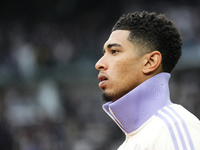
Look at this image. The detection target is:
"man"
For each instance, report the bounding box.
[95,11,200,150]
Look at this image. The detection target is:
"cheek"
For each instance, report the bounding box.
[114,61,133,80]
[121,59,134,71]
[119,60,141,83]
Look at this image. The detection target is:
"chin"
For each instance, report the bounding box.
[101,91,121,102]
[102,92,115,102]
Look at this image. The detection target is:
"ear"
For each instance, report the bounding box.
[142,51,162,74]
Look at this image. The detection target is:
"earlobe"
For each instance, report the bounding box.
[142,51,162,74]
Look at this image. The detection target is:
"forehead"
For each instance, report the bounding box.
[104,30,131,48]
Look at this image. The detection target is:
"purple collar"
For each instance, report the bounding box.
[102,73,172,134]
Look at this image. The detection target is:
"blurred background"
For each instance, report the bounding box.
[0,0,200,150]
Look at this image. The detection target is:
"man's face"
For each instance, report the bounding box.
[95,30,145,102]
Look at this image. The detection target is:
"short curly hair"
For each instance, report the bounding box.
[112,11,182,73]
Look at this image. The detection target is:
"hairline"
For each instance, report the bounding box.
[125,30,152,56]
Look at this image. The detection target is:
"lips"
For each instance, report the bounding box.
[98,74,108,89]
[98,74,108,81]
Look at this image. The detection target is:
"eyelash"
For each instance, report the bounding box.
[111,50,118,54]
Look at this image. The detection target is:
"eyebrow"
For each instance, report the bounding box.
[107,43,122,48]
[102,43,122,53]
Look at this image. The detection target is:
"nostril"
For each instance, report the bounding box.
[95,63,105,71]
[95,61,103,70]
[99,66,104,70]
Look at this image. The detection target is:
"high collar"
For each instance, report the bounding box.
[102,73,172,134]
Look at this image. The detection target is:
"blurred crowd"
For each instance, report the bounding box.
[0,1,200,150]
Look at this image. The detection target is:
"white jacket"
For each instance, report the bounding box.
[103,73,200,150]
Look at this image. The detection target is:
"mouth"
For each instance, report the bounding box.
[98,74,108,89]
[98,75,108,82]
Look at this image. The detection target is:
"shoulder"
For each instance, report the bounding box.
[125,104,200,150]
[121,115,174,150]
[153,104,200,149]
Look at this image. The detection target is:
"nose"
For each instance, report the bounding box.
[95,56,107,71]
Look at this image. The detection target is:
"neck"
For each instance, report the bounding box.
[102,72,172,134]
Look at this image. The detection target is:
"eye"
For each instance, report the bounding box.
[111,50,118,54]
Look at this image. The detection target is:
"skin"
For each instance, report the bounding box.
[95,30,162,102]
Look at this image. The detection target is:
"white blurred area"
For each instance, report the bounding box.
[0,1,200,150]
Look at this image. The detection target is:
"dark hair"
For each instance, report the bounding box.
[112,11,182,73]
